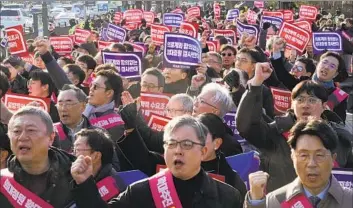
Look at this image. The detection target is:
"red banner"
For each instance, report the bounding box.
[5,25,27,55]
[262,11,284,19]
[214,3,221,19]
[206,41,218,52]
[179,22,199,38]
[171,8,183,14]
[74,29,91,45]
[147,113,171,132]
[247,10,258,25]
[124,9,143,23]
[254,1,264,8]
[299,5,318,20]
[130,43,146,56]
[151,24,171,45]
[98,41,113,51]
[144,11,156,24]
[187,7,200,19]
[123,23,139,31]
[3,93,51,113]
[293,21,312,33]
[270,87,292,115]
[140,92,171,121]
[279,22,310,52]
[283,10,294,22]
[19,53,34,65]
[49,36,73,55]
[114,12,123,24]
[213,29,236,45]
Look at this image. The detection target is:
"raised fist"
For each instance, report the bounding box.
[71,155,93,185]
[249,171,269,200]
[250,62,273,86]
[34,39,50,55]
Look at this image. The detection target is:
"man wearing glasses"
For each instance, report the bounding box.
[71,116,242,208]
[245,119,353,208]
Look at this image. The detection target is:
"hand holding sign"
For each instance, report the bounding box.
[196,63,207,75]
[249,171,269,200]
[34,39,50,55]
[191,74,206,91]
[121,91,135,107]
[251,63,273,86]
[71,155,93,184]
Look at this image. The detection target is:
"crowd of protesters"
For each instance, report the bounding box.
[0,1,352,208]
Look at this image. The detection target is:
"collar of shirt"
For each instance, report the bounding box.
[303,180,331,200]
[67,118,85,138]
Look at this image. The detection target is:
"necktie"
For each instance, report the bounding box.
[309,196,321,208]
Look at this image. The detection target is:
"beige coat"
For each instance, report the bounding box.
[244,175,353,208]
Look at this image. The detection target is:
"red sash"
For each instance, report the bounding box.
[0,169,54,208]
[281,194,313,208]
[89,113,125,130]
[282,131,290,140]
[342,31,353,42]
[149,169,183,208]
[53,122,66,141]
[96,176,120,202]
[327,88,348,110]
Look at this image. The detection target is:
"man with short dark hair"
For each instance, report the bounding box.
[2,58,28,94]
[75,55,97,87]
[140,68,165,93]
[63,64,89,94]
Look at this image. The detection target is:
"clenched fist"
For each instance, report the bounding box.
[250,62,273,86]
[34,39,50,55]
[249,171,269,200]
[71,155,93,184]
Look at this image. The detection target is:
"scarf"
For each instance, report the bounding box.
[83,101,115,119]
[312,73,335,89]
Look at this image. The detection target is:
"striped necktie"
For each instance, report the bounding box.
[309,196,321,208]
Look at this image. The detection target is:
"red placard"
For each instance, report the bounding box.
[144,11,156,24]
[283,10,294,22]
[171,8,183,14]
[123,23,139,31]
[179,22,199,38]
[279,22,310,53]
[151,24,171,45]
[206,41,218,52]
[147,113,171,132]
[262,11,284,19]
[293,21,312,33]
[49,36,73,55]
[5,25,27,55]
[74,29,91,45]
[254,1,264,8]
[3,93,51,113]
[281,194,313,208]
[213,29,236,44]
[19,52,34,65]
[247,10,258,25]
[98,41,113,50]
[187,6,200,19]
[124,9,143,23]
[130,42,146,56]
[270,87,292,115]
[299,5,318,20]
[214,3,221,19]
[114,12,123,24]
[140,92,171,121]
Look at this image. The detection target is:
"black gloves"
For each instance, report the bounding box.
[119,103,138,130]
[223,70,241,91]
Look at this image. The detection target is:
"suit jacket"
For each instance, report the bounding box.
[244,176,353,208]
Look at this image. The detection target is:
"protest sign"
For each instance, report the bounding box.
[116,170,147,186]
[270,87,292,114]
[5,25,27,55]
[299,5,318,20]
[187,6,200,19]
[236,20,259,39]
[123,9,143,23]
[114,12,123,24]
[171,8,183,14]
[0,37,8,48]
[147,113,171,132]
[279,22,310,52]
[254,1,264,8]
[206,41,218,52]
[98,40,113,51]
[293,20,312,33]
[49,36,73,55]
[313,32,342,54]
[140,92,171,120]
[261,16,283,30]
[332,168,353,190]
[214,3,221,19]
[262,11,284,19]
[102,52,142,79]
[226,9,239,20]
[3,93,50,113]
[213,29,237,44]
[283,10,294,22]
[163,33,202,69]
[74,29,91,45]
[226,151,260,190]
[100,28,109,41]
[179,22,199,38]
[106,23,126,42]
[144,11,155,24]
[247,10,258,25]
[151,24,171,45]
[223,112,239,135]
[163,13,184,27]
[130,42,146,56]
[19,53,34,65]
[123,23,139,31]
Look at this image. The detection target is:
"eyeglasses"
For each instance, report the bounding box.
[163,139,204,150]
[320,60,337,71]
[73,148,93,154]
[165,108,185,114]
[208,59,221,65]
[235,56,252,64]
[55,102,80,108]
[141,83,160,90]
[89,83,107,91]
[221,53,234,57]
[195,97,218,109]
[294,96,321,105]
[291,65,304,72]
[295,151,332,163]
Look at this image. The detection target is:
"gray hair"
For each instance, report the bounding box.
[200,83,234,118]
[163,115,209,145]
[207,52,222,64]
[9,106,54,134]
[168,93,194,113]
[60,84,87,102]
